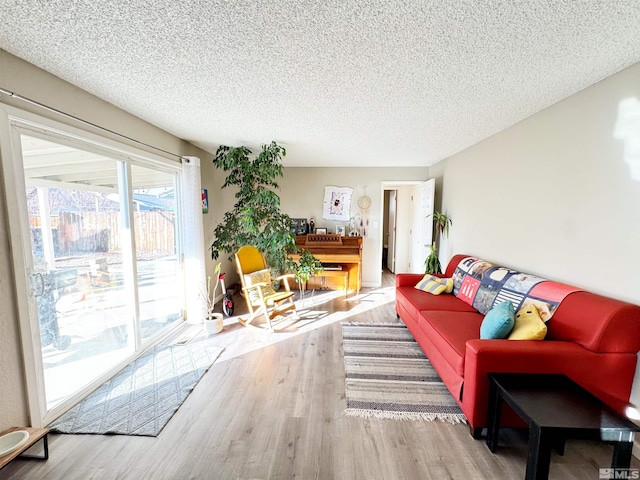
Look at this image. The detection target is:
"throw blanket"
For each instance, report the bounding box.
[452,257,580,322]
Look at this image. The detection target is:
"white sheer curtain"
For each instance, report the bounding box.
[181,156,207,324]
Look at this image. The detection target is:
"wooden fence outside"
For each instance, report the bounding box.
[55,211,176,256]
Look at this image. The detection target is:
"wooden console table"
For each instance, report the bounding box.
[0,426,49,470]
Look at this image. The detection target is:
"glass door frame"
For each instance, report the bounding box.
[0,105,186,426]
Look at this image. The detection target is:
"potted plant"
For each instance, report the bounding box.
[424,211,452,274]
[203,263,224,334]
[291,249,324,299]
[210,141,296,276]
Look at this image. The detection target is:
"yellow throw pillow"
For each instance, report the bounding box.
[440,277,454,293]
[509,304,547,340]
[414,275,454,295]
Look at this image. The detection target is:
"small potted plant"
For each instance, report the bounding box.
[203,263,224,334]
[291,249,323,300]
[424,211,452,274]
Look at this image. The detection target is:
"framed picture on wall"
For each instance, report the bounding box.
[336,225,346,236]
[316,228,327,234]
[202,189,209,214]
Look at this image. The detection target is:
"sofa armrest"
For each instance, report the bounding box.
[466,338,589,364]
[462,339,637,427]
[396,272,444,287]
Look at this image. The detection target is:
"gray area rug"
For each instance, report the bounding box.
[50,344,223,436]
[341,322,466,424]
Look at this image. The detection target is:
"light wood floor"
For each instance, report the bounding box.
[2,271,638,479]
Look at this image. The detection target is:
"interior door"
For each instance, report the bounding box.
[409,180,435,273]
[386,190,397,273]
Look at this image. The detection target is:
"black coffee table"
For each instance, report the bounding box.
[486,373,640,480]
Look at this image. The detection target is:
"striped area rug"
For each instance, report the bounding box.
[341,322,466,424]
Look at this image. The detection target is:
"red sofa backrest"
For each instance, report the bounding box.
[443,254,640,354]
[444,254,469,278]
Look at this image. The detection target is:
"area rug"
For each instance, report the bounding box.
[341,322,466,424]
[50,344,223,436]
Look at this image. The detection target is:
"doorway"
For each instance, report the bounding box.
[381,180,434,275]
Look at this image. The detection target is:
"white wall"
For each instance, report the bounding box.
[0,50,213,429]
[431,60,640,405]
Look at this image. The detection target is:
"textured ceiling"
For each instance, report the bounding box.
[1,1,640,167]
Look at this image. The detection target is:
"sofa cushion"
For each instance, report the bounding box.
[480,301,515,339]
[509,304,547,340]
[418,310,484,376]
[396,286,478,320]
[414,274,454,295]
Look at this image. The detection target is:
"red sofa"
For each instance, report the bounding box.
[395,254,640,437]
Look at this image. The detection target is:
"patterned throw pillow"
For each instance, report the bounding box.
[244,268,276,303]
[414,275,454,295]
[509,304,547,340]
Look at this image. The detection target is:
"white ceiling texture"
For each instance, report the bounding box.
[1,1,640,167]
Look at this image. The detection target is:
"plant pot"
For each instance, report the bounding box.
[204,313,223,335]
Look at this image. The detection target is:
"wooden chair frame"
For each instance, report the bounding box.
[235,246,298,331]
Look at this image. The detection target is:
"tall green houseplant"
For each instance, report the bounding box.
[210,141,295,274]
[424,211,452,274]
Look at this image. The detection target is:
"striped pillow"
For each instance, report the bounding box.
[415,275,454,295]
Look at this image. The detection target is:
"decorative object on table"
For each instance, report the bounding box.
[309,218,315,233]
[341,322,466,423]
[357,186,372,237]
[315,228,327,234]
[348,213,361,236]
[336,225,346,236]
[49,345,223,436]
[210,141,295,276]
[201,188,208,214]
[322,185,353,221]
[202,262,224,334]
[424,211,452,274]
[290,218,309,235]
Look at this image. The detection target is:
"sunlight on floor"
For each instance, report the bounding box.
[173,283,397,362]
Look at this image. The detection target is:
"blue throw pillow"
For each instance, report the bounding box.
[480,301,515,339]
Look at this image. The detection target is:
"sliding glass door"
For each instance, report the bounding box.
[130,164,183,344]
[1,114,185,424]
[23,134,135,409]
